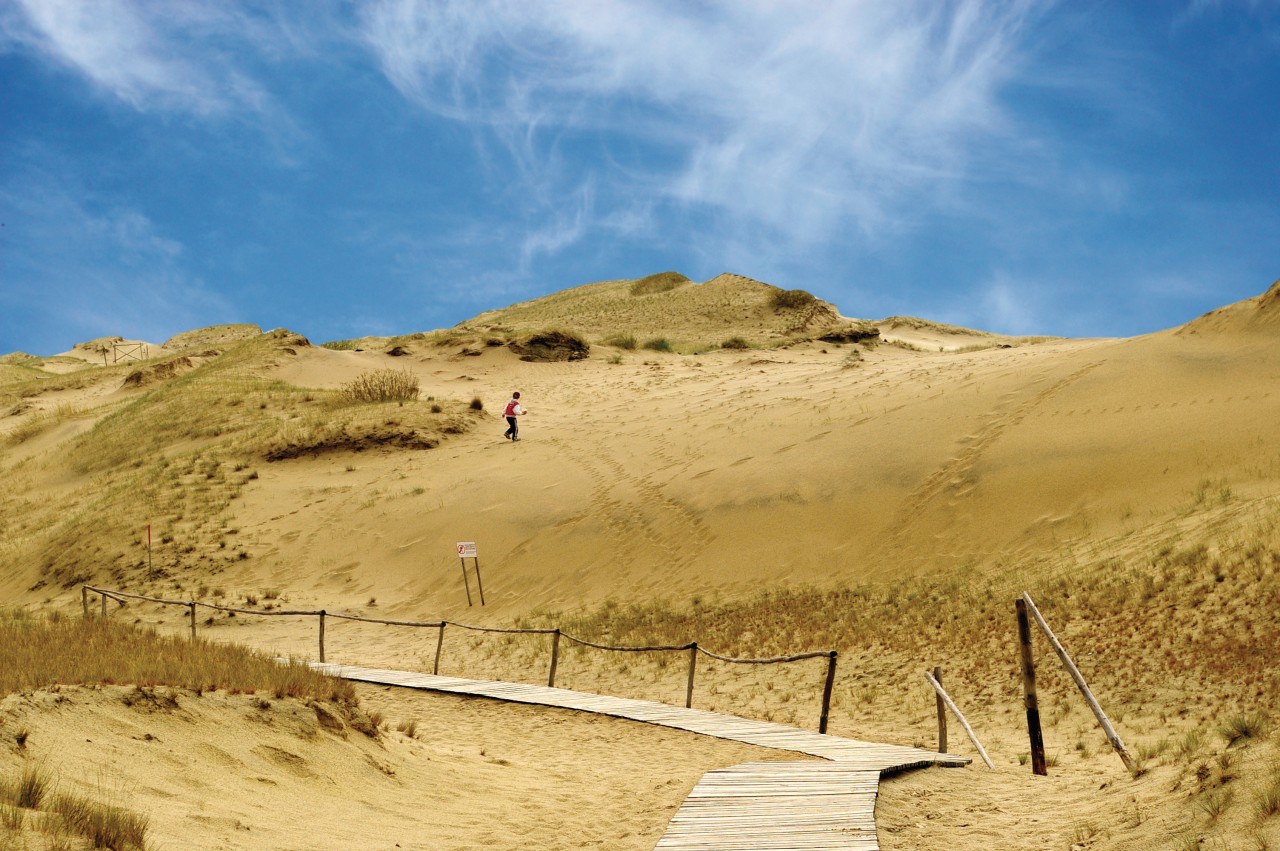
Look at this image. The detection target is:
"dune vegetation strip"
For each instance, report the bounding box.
[0,610,354,703]
[0,611,363,850]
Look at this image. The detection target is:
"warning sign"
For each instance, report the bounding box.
[456,541,478,558]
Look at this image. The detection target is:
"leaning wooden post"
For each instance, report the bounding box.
[433,623,446,675]
[1016,598,1047,776]
[188,601,197,640]
[934,666,948,753]
[82,586,89,619]
[473,558,485,607]
[318,610,326,663]
[924,670,995,769]
[459,558,473,607]
[1021,592,1136,772]
[547,629,561,688]
[819,651,837,734]
[685,643,698,709]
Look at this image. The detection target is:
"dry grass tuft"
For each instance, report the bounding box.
[0,609,354,704]
[339,368,420,403]
[47,788,150,850]
[1220,713,1269,748]
[0,763,149,850]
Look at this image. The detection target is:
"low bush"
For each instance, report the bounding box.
[770,288,817,311]
[629,271,690,296]
[642,337,674,352]
[721,337,751,350]
[510,330,590,362]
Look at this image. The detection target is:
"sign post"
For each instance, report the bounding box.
[456,542,484,606]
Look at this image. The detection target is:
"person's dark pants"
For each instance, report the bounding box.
[505,416,518,440]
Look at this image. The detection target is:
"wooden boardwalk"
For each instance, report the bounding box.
[313,663,968,849]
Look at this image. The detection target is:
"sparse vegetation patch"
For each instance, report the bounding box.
[629,271,691,296]
[509,330,590,362]
[770,288,818,311]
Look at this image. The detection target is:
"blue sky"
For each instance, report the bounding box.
[2,1,1277,356]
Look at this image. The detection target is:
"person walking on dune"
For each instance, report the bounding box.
[503,391,527,441]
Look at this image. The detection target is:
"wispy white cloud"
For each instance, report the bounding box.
[359,0,1041,252]
[0,169,233,353]
[3,0,265,115]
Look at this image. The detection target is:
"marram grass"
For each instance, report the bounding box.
[0,610,353,703]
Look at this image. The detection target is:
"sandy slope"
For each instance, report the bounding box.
[2,277,1279,849]
[2,684,793,850]
[227,314,1278,621]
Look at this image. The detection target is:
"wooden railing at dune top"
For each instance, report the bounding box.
[81,584,841,734]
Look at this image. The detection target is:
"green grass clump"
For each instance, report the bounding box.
[320,339,360,351]
[604,334,638,350]
[1219,712,1268,747]
[642,337,674,353]
[721,337,751,350]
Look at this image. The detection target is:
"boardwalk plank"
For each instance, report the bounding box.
[312,663,969,850]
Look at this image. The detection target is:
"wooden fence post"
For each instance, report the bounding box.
[101,592,108,617]
[934,666,948,753]
[547,629,561,688]
[1016,598,1047,775]
[474,558,485,607]
[1021,592,1136,772]
[318,610,326,663]
[924,670,995,769]
[82,586,89,619]
[433,623,446,675]
[685,643,698,709]
[819,651,837,734]
[188,602,197,640]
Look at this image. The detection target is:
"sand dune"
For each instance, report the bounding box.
[2,273,1279,848]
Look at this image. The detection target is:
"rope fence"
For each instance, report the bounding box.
[82,585,840,733]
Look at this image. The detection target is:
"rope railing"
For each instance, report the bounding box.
[82,584,840,733]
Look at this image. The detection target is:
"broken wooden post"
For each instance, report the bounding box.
[1016,597,1047,776]
[924,670,995,769]
[547,629,561,688]
[1021,592,1136,772]
[934,665,948,753]
[433,623,446,675]
[685,643,698,709]
[82,586,89,619]
[819,651,837,734]
[318,610,326,663]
